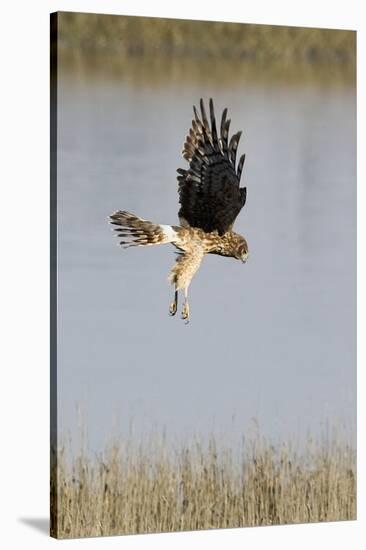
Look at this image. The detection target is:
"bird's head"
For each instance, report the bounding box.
[234,235,249,263]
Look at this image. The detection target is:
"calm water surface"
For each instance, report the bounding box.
[56,61,356,454]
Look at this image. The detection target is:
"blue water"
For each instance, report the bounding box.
[56,63,356,454]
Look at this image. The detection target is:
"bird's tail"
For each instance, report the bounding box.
[110,210,179,248]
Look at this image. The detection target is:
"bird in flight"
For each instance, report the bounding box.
[110,98,248,323]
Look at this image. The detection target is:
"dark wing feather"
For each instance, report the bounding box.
[177,98,246,235]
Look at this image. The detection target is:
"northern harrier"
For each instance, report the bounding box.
[110,98,248,323]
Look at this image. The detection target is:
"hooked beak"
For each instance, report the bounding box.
[241,253,249,264]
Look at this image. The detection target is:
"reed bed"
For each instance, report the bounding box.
[51,432,356,538]
[55,12,355,65]
[53,13,355,87]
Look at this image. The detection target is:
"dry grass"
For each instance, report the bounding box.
[53,13,356,87]
[50,431,356,539]
[55,12,355,65]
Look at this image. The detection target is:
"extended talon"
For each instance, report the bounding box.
[169,301,177,316]
[181,302,190,323]
[169,290,178,316]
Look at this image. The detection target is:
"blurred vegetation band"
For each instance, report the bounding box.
[56,12,355,65]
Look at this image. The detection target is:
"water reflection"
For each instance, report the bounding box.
[59,49,356,89]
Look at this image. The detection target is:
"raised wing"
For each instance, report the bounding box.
[177,98,246,235]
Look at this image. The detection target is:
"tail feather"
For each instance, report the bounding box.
[109,210,178,248]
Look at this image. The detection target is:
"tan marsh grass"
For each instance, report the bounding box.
[50,431,356,538]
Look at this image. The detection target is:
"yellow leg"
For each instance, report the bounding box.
[181,287,190,324]
[169,289,178,316]
[181,302,190,323]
